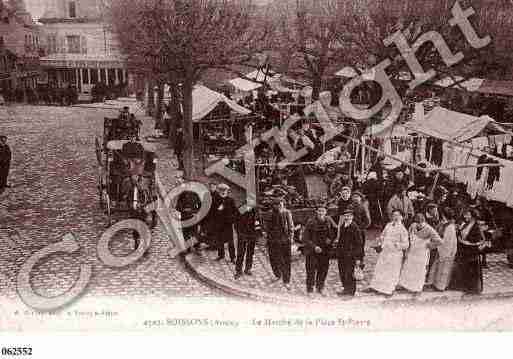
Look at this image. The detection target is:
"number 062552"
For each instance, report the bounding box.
[1,347,32,356]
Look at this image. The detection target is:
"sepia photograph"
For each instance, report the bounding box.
[2,0,513,343]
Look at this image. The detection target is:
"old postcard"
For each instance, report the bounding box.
[2,0,513,337]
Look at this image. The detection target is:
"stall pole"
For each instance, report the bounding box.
[429,172,440,200]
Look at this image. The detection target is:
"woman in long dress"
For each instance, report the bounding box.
[427,207,458,291]
[451,209,487,294]
[369,209,410,296]
[399,213,442,293]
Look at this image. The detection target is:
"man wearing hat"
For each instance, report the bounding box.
[337,186,353,222]
[336,206,365,297]
[211,183,238,262]
[424,202,441,231]
[263,196,294,290]
[0,135,11,191]
[386,185,415,227]
[330,171,353,197]
[350,191,371,231]
[303,204,337,296]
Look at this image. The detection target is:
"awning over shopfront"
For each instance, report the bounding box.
[192,85,251,122]
[40,54,127,69]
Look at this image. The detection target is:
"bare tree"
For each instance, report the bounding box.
[343,0,513,102]
[108,0,272,180]
[271,0,361,100]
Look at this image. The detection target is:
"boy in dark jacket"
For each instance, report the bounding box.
[234,208,262,279]
[303,205,337,296]
[263,197,294,290]
[336,207,365,297]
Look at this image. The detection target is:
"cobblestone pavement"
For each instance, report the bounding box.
[191,235,513,301]
[0,104,218,302]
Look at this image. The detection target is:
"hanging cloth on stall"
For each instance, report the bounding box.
[431,139,444,167]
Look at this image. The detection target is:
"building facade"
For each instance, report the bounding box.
[39,0,128,95]
[0,0,43,95]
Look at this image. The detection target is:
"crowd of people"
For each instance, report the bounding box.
[173,149,501,298]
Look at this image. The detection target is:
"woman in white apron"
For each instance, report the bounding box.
[369,209,410,296]
[399,213,442,293]
[427,207,458,291]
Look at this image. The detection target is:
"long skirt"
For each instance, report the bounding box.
[370,249,404,295]
[427,254,455,291]
[451,254,483,294]
[399,245,429,293]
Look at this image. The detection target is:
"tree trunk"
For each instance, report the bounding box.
[155,81,165,130]
[146,77,155,117]
[182,79,195,181]
[311,76,322,101]
[168,84,181,149]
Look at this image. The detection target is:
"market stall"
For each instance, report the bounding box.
[189,85,256,162]
[255,159,356,226]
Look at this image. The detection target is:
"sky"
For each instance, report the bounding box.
[25,0,46,21]
[24,0,272,22]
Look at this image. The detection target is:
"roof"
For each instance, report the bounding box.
[229,69,279,92]
[192,85,251,122]
[40,53,127,68]
[338,68,513,97]
[401,106,509,142]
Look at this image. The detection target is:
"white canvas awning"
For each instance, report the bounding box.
[229,69,279,92]
[401,106,509,142]
[192,85,251,122]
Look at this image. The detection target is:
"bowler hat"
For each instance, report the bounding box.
[351,191,364,199]
[343,206,354,215]
[272,196,285,205]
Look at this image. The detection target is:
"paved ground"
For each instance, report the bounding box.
[187,234,513,302]
[3,103,513,308]
[0,104,218,302]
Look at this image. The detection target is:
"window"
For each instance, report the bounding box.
[66,35,81,53]
[90,68,98,84]
[69,1,76,18]
[82,69,89,85]
[117,69,124,83]
[100,68,106,83]
[47,35,57,54]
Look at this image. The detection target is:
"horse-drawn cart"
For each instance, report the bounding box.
[95,116,157,227]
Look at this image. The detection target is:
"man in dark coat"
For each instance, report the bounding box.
[350,191,371,231]
[362,171,384,227]
[263,197,294,290]
[0,136,11,191]
[199,183,219,250]
[336,207,365,296]
[303,205,337,296]
[234,207,261,279]
[175,190,202,252]
[212,184,238,262]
